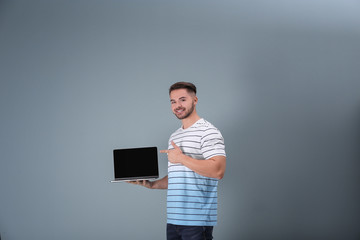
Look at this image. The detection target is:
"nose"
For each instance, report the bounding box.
[174,102,182,109]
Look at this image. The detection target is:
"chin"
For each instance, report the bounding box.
[174,113,185,120]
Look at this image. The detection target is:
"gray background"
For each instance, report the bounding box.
[1,0,360,239]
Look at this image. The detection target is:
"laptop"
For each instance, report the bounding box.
[110,146,159,182]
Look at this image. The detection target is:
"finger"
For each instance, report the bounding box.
[160,150,169,153]
[171,141,179,149]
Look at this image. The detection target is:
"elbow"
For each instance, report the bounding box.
[215,164,226,180]
[208,156,226,180]
[215,170,225,180]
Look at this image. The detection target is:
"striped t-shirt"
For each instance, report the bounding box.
[167,118,226,226]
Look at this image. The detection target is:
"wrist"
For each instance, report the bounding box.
[178,153,190,164]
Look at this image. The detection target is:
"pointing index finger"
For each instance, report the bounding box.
[160,150,169,153]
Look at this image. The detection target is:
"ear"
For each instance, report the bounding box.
[193,96,198,105]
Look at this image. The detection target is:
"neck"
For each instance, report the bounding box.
[182,111,201,129]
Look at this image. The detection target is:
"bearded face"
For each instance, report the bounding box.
[173,101,195,120]
[170,89,198,120]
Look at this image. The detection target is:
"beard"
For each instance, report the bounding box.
[174,102,195,120]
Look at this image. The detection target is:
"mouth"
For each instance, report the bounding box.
[175,108,185,114]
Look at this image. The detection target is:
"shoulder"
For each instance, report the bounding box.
[194,118,212,128]
[194,119,222,135]
[169,127,183,140]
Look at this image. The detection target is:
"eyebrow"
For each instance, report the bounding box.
[170,96,187,102]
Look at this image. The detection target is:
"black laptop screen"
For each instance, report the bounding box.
[113,147,159,180]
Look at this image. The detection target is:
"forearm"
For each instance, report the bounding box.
[162,141,226,180]
[149,175,168,189]
[179,155,226,180]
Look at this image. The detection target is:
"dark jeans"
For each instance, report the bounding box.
[167,224,214,240]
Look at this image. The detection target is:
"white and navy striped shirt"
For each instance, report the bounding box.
[167,118,226,226]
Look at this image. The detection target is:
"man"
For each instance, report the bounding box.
[131,82,226,240]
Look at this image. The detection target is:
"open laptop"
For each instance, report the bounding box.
[110,146,159,182]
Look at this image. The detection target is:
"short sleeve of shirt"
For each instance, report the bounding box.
[201,128,226,159]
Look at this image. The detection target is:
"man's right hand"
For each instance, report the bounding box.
[127,180,153,189]
[127,176,168,190]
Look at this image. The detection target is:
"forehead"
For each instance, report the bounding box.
[170,89,191,99]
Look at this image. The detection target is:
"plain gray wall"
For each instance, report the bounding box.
[1,1,360,239]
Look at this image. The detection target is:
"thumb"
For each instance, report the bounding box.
[171,141,179,149]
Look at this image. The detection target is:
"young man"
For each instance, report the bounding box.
[131,82,226,240]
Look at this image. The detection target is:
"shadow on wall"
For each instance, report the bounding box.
[216,29,360,239]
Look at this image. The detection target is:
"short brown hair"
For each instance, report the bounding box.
[169,82,197,95]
